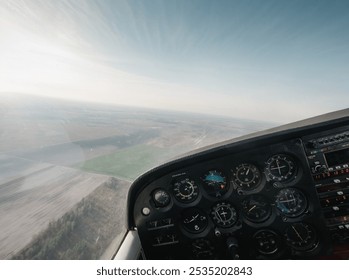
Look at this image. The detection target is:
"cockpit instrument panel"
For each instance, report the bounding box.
[128,110,349,259]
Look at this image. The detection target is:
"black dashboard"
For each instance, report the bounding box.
[127,109,349,259]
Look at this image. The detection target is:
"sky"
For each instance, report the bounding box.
[0,0,348,123]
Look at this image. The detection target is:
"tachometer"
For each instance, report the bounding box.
[210,202,238,228]
[275,188,307,217]
[232,163,261,190]
[173,178,199,203]
[265,154,296,182]
[241,195,271,223]
[202,170,228,197]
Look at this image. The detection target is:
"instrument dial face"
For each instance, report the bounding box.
[202,170,229,197]
[232,163,261,190]
[275,188,307,217]
[241,195,272,223]
[285,223,318,251]
[182,208,208,233]
[210,202,238,228]
[253,230,281,255]
[173,178,199,203]
[152,189,171,207]
[192,239,214,259]
[265,154,296,182]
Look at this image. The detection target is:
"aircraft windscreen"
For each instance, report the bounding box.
[0,0,348,259]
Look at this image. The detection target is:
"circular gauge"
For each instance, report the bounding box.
[192,239,214,259]
[152,189,171,207]
[253,230,281,255]
[173,178,199,203]
[285,223,318,251]
[241,195,272,223]
[275,188,307,217]
[232,163,262,190]
[210,202,238,228]
[182,208,208,233]
[202,170,229,198]
[265,154,296,182]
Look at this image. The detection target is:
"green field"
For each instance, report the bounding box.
[76,144,175,181]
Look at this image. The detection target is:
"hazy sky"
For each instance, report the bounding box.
[1,0,348,122]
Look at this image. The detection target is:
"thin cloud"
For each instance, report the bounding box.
[1,0,348,123]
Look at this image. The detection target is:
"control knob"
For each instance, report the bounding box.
[314,165,327,173]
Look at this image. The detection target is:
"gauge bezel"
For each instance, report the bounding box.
[275,187,308,218]
[265,154,298,183]
[241,195,272,224]
[231,163,265,194]
[181,208,209,234]
[285,223,319,251]
[253,229,282,255]
[172,177,200,203]
[201,169,230,198]
[210,201,238,228]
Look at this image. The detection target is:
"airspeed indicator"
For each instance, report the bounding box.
[173,178,199,203]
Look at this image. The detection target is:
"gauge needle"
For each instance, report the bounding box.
[193,244,202,249]
[281,199,296,203]
[270,166,286,170]
[292,226,304,242]
[218,210,228,220]
[245,168,250,175]
[248,205,257,212]
[270,164,286,174]
[184,182,194,194]
[184,214,199,224]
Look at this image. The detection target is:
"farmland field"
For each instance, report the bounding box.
[0,93,274,259]
[76,144,179,180]
[0,155,112,259]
